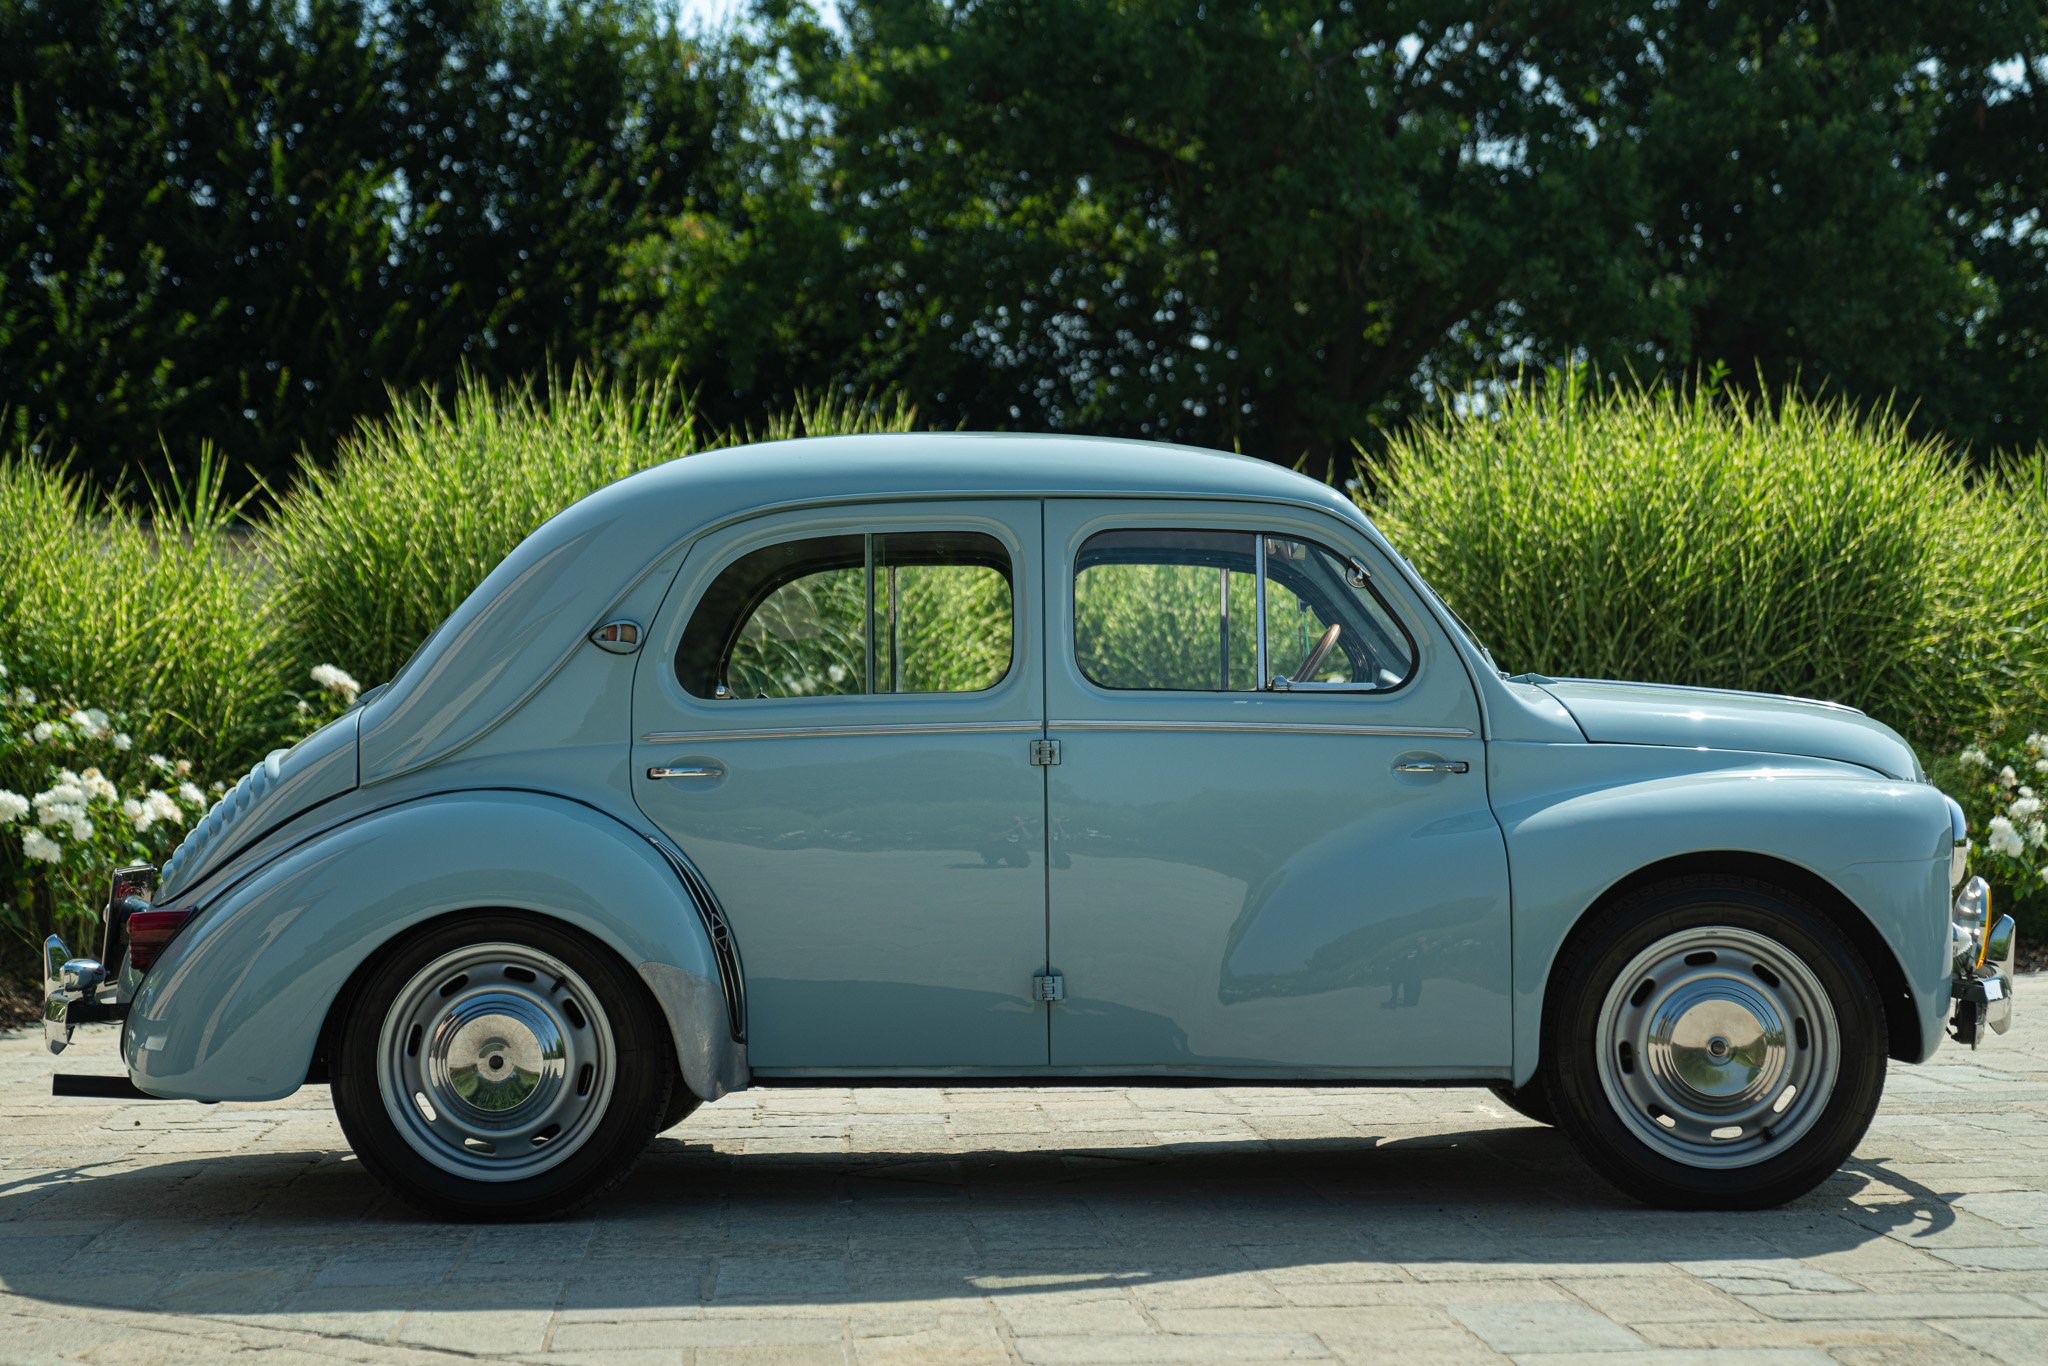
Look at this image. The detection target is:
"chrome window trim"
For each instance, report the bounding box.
[640,720,1045,744]
[1047,719,1475,739]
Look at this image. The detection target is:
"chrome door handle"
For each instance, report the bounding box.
[648,764,724,780]
[1393,760,1469,775]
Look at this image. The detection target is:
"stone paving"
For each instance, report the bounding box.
[2,980,2045,1364]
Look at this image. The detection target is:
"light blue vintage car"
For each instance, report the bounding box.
[45,434,2015,1218]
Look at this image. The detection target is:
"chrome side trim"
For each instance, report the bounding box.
[640,720,1044,744]
[1048,719,1475,739]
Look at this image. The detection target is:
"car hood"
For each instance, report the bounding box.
[1535,679,1922,781]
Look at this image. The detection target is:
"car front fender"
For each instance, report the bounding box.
[1492,744,1954,1086]
[123,791,747,1104]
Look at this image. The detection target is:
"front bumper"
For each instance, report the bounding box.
[1949,876,2016,1049]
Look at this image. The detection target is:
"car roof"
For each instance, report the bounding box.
[358,434,1377,780]
[591,432,1362,528]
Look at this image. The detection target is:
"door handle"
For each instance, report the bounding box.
[648,764,724,781]
[1392,760,1469,775]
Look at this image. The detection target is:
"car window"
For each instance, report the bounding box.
[677,531,1014,699]
[1073,528,1414,692]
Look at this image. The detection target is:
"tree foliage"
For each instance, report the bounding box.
[615,0,2048,472]
[0,0,737,488]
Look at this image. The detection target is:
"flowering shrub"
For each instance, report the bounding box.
[0,659,223,953]
[1937,728,2048,937]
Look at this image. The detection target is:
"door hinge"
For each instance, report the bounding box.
[1032,973,1065,1002]
[1029,738,1061,767]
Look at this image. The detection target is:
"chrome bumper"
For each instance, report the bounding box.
[42,934,123,1055]
[1949,876,2016,1049]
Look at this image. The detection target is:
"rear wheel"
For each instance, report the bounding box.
[332,912,673,1219]
[657,1084,702,1133]
[1541,876,1886,1209]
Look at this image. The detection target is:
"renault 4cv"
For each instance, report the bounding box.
[45,434,2014,1218]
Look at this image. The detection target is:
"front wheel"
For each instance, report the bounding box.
[1541,877,1887,1209]
[332,912,674,1219]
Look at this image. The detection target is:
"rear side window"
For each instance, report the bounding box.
[677,531,1014,699]
[1073,528,1415,692]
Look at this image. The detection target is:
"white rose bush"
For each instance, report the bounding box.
[0,661,221,955]
[1940,728,2048,942]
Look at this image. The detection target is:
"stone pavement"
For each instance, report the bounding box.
[2,981,2045,1365]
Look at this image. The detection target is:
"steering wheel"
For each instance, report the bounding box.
[1294,623,1342,682]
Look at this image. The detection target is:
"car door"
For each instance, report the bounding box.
[633,500,1051,1071]
[1043,499,1511,1074]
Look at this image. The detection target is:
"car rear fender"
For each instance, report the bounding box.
[123,791,747,1103]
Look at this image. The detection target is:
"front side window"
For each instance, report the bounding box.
[677,531,1014,699]
[1074,528,1415,693]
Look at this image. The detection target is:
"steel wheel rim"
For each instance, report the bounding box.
[1594,924,1838,1169]
[376,942,616,1182]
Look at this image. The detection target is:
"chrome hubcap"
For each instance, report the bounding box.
[1596,925,1837,1168]
[377,943,614,1181]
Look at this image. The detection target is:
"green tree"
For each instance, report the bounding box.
[614,1,2048,472]
[0,0,737,490]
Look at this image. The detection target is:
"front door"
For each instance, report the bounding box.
[1042,500,1511,1075]
[633,500,1050,1071]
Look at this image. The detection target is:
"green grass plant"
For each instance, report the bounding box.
[1365,379,2048,747]
[0,448,293,776]
[266,372,921,689]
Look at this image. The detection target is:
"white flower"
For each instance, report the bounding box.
[15,687,35,705]
[21,828,60,862]
[30,721,59,743]
[68,707,111,739]
[112,732,132,752]
[826,664,847,684]
[1987,816,2026,859]
[0,660,8,678]
[310,664,361,702]
[37,800,84,828]
[1999,766,2019,788]
[2010,796,2044,823]
[174,759,192,777]
[2030,819,2047,849]
[1958,747,1991,768]
[294,699,311,716]
[68,817,92,841]
[152,790,188,824]
[0,790,28,823]
[2028,732,2048,753]
[123,797,153,833]
[147,754,174,775]
[2037,759,2048,774]
[79,768,117,803]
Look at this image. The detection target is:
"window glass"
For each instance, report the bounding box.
[1075,530,1259,691]
[1072,528,1414,692]
[677,531,1013,699]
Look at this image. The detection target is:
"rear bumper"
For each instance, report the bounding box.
[42,934,126,1055]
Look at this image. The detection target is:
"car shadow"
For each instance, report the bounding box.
[0,1122,1948,1319]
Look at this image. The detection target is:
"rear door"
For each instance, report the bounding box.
[632,500,1051,1071]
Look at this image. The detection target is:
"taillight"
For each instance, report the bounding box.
[127,909,195,973]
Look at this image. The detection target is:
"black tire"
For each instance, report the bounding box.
[657,1084,702,1134]
[332,911,674,1220]
[1540,875,1886,1210]
[1487,1079,1556,1127]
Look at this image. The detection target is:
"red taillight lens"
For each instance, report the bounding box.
[126,909,195,973]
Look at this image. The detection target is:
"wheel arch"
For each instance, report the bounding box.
[123,791,748,1104]
[1556,851,1920,1065]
